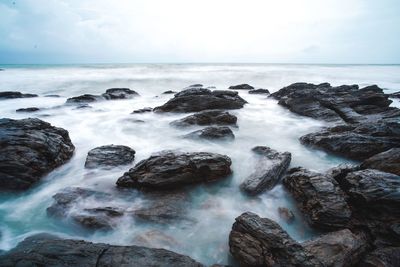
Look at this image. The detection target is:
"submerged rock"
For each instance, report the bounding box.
[170,110,237,127]
[360,148,400,175]
[0,91,38,99]
[102,88,139,99]
[248,88,270,94]
[116,151,232,190]
[85,145,135,169]
[66,94,103,104]
[15,107,40,113]
[240,146,291,195]
[184,126,235,140]
[0,118,74,191]
[0,234,204,267]
[132,107,153,113]
[228,84,254,90]
[278,207,295,224]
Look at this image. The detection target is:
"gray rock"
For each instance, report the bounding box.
[185,126,235,140]
[85,145,135,169]
[170,110,237,127]
[66,94,104,103]
[361,247,400,267]
[102,88,139,99]
[278,207,295,224]
[248,89,270,94]
[228,84,254,90]
[0,91,38,99]
[132,107,153,114]
[361,148,400,175]
[16,107,40,113]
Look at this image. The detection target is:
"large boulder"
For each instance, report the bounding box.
[229,212,321,267]
[154,87,247,112]
[0,91,38,99]
[228,84,254,90]
[170,110,237,127]
[360,148,400,175]
[360,247,400,267]
[283,167,352,230]
[102,88,139,99]
[0,118,75,191]
[0,234,204,267]
[240,146,291,195]
[184,126,235,140]
[116,151,232,190]
[84,145,135,169]
[300,120,400,161]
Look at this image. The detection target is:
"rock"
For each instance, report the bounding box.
[360,148,400,175]
[162,90,177,94]
[270,83,399,123]
[0,234,204,267]
[133,230,180,248]
[66,94,104,104]
[184,126,235,140]
[278,207,295,223]
[228,84,254,90]
[229,212,321,267]
[170,110,237,127]
[84,145,135,169]
[0,118,75,191]
[361,247,400,267]
[248,89,270,94]
[240,146,291,195]
[16,107,40,113]
[116,151,232,189]
[75,104,92,109]
[44,94,61,97]
[388,91,400,99]
[303,229,368,267]
[132,107,152,114]
[0,91,38,99]
[154,88,247,112]
[283,167,352,230]
[102,88,139,99]
[300,120,400,161]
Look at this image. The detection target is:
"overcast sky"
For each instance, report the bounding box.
[0,0,399,64]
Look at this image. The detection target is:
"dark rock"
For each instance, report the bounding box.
[170,110,237,127]
[116,151,232,190]
[240,146,291,195]
[248,89,270,94]
[0,118,75,191]
[102,88,139,100]
[132,107,152,114]
[278,207,295,224]
[75,104,92,109]
[85,145,135,169]
[66,94,104,104]
[229,84,254,90]
[229,212,321,267]
[163,90,177,94]
[188,84,203,88]
[361,247,400,267]
[44,94,61,97]
[185,126,235,140]
[303,229,368,267]
[0,91,38,99]
[361,148,400,175]
[283,167,352,230]
[16,107,40,113]
[300,120,400,161]
[154,88,247,112]
[0,234,204,267]
[388,91,400,99]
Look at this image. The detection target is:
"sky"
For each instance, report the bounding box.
[0,0,399,64]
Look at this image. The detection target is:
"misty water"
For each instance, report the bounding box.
[0,64,399,265]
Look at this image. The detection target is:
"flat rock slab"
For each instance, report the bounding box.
[0,118,75,191]
[116,151,232,190]
[184,126,235,140]
[84,145,135,169]
[361,148,400,175]
[0,234,204,267]
[16,107,40,113]
[248,89,270,94]
[240,146,291,195]
[170,110,237,127]
[228,84,254,90]
[0,91,38,99]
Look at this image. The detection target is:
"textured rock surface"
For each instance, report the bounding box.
[361,247,400,267]
[361,148,400,175]
[117,151,232,189]
[84,145,135,169]
[0,91,37,99]
[0,118,75,191]
[240,146,291,195]
[248,89,270,94]
[15,107,40,113]
[132,107,153,113]
[102,88,139,99]
[184,126,235,140]
[170,110,237,127]
[66,94,104,103]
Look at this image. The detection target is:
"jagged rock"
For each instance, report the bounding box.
[154,88,247,112]
[66,94,103,103]
[388,91,400,99]
[228,84,254,90]
[0,234,204,267]
[361,148,400,175]
[283,167,352,230]
[229,212,321,267]
[300,120,400,161]
[102,88,139,99]
[240,146,291,195]
[170,110,237,127]
[303,229,368,267]
[16,107,40,112]
[248,89,270,94]
[84,145,135,169]
[361,247,400,267]
[184,126,235,140]
[116,151,232,190]
[132,107,152,114]
[278,207,295,224]
[0,118,75,191]
[0,91,38,99]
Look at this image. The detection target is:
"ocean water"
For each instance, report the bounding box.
[0,64,399,265]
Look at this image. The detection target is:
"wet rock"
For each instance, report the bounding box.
[170,110,237,127]
[0,118,75,191]
[185,126,235,140]
[163,90,177,94]
[361,247,400,267]
[240,146,291,195]
[132,107,152,114]
[66,94,104,104]
[154,88,247,112]
[278,207,295,224]
[228,84,254,90]
[229,212,321,267]
[303,229,368,267]
[300,120,400,161]
[117,151,232,190]
[16,107,40,113]
[85,145,135,169]
[283,167,352,230]
[0,91,38,99]
[388,91,400,99]
[0,233,204,267]
[360,148,400,175]
[74,104,92,109]
[102,88,139,99]
[133,230,180,248]
[248,89,270,94]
